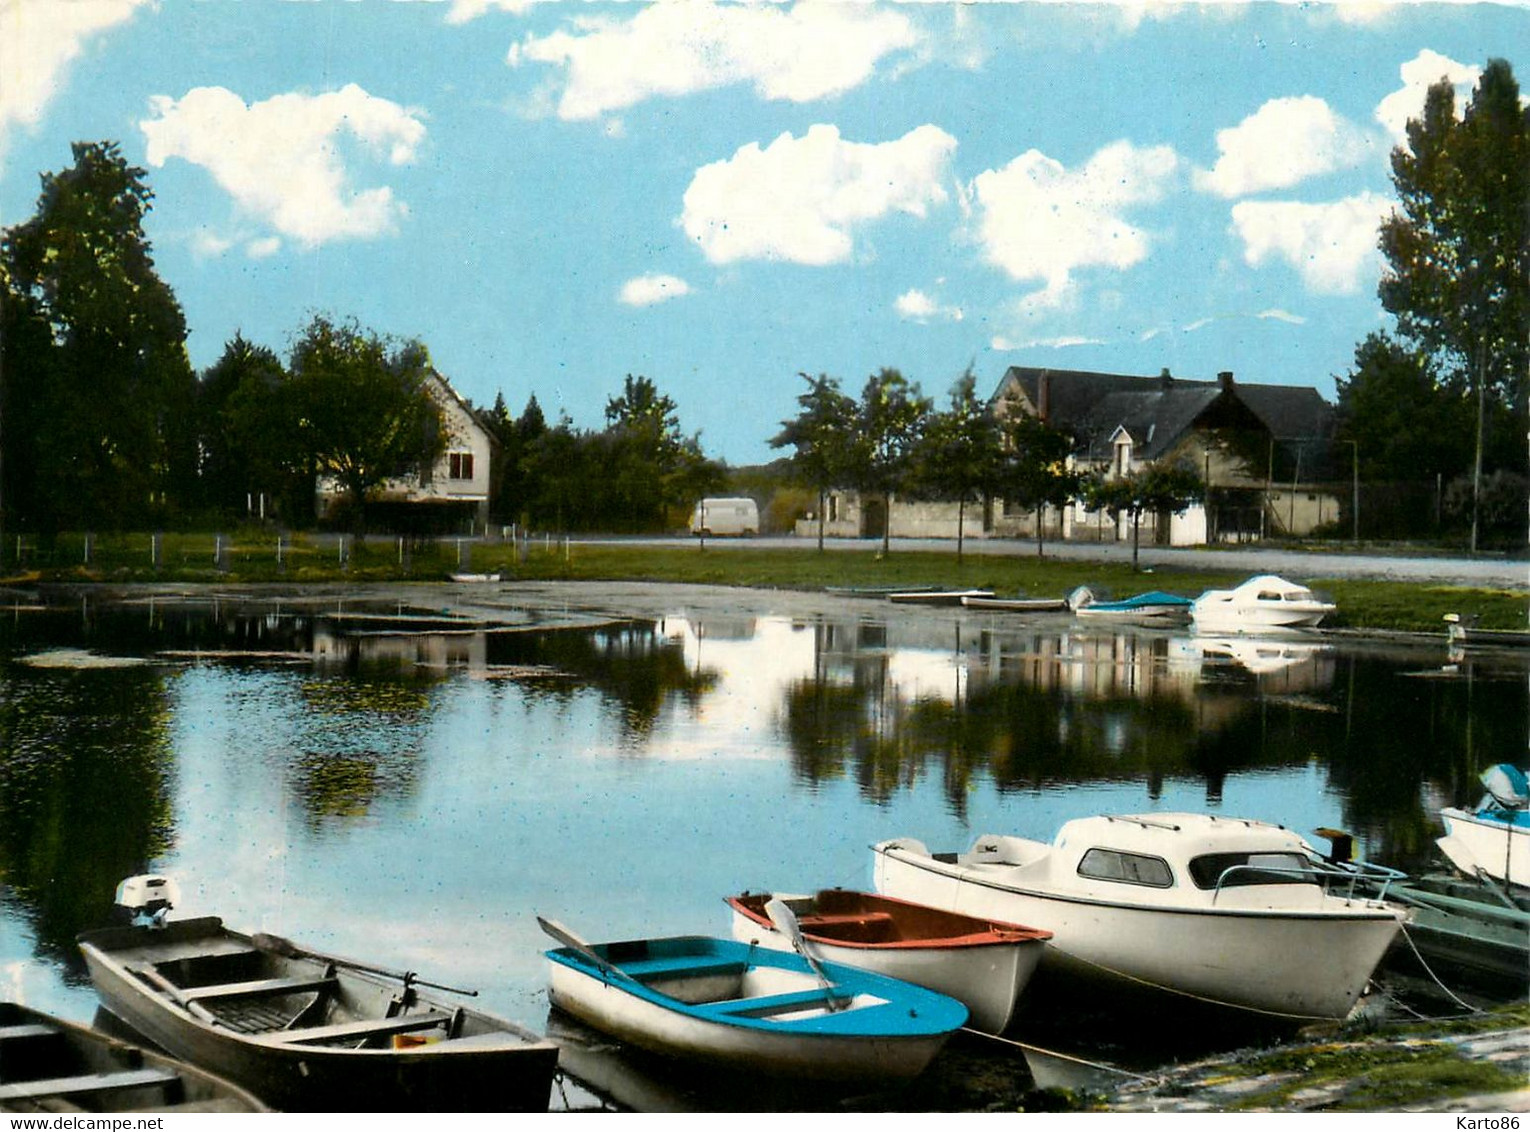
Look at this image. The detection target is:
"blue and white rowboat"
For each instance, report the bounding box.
[542,929,967,1083]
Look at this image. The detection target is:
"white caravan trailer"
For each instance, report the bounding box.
[690,497,759,537]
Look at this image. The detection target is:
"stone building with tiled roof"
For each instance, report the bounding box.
[990,366,1340,544]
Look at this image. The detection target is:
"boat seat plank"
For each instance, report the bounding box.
[618,958,750,983]
[796,912,895,929]
[182,974,338,1002]
[259,1011,453,1045]
[0,1023,60,1041]
[0,1068,178,1101]
[700,989,840,1018]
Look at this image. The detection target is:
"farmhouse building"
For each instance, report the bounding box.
[798,365,1341,546]
[316,370,494,533]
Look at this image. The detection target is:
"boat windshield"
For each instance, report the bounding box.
[1188,851,1319,889]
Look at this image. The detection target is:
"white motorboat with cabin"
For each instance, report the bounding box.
[1191,575,1335,633]
[872,812,1406,1022]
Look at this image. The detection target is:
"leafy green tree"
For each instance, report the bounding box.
[1334,332,1469,486]
[196,334,288,521]
[285,315,446,532]
[603,375,722,531]
[996,399,1080,558]
[848,368,931,556]
[915,370,1002,562]
[1083,461,1205,570]
[1378,58,1529,549]
[770,372,858,550]
[0,141,195,533]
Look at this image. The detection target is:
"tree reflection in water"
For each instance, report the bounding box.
[0,663,174,966]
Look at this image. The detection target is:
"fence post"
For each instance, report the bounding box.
[276,534,284,571]
[84,533,92,565]
[152,532,161,569]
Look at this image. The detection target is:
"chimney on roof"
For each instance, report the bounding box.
[1159,367,1173,390]
[1218,370,1234,391]
[1038,371,1051,423]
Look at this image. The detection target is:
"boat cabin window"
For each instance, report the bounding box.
[1076,848,1173,888]
[1257,590,1283,602]
[1188,852,1318,889]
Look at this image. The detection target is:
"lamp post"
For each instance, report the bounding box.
[1344,440,1359,544]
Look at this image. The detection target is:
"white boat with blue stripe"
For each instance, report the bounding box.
[540,921,967,1084]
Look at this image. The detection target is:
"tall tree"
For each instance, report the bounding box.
[1082,461,1205,571]
[770,372,858,551]
[0,141,195,533]
[996,399,1080,558]
[602,374,722,531]
[197,334,288,521]
[1334,332,1482,485]
[1378,58,1529,549]
[848,368,931,556]
[916,370,1002,562]
[285,315,446,532]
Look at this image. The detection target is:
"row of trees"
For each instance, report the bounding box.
[0,142,720,537]
[771,367,1205,567]
[482,375,723,534]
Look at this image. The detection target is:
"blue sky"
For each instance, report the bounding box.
[1,1,1525,465]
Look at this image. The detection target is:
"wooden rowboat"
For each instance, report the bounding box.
[77,916,559,1111]
[542,927,967,1084]
[0,1002,268,1113]
[726,889,1051,1034]
[888,589,994,606]
[959,595,1070,612]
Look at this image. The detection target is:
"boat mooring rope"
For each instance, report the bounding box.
[958,1027,1157,1084]
[1392,920,1486,1016]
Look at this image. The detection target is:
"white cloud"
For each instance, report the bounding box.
[1258,308,1306,325]
[508,0,917,121]
[1375,50,1480,145]
[681,123,956,266]
[1230,192,1392,294]
[140,84,427,248]
[895,288,962,323]
[620,273,690,306]
[0,0,149,166]
[971,140,1181,291]
[1195,96,1373,198]
[992,334,1101,351]
[446,0,548,23]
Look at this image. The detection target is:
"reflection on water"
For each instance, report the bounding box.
[0,591,1524,1072]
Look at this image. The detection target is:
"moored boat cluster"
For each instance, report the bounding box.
[5,759,1523,1113]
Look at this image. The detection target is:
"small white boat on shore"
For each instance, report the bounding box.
[1071,588,1193,624]
[1438,764,1529,890]
[541,920,967,1084]
[1191,575,1335,633]
[873,813,1406,1022]
[725,889,1051,1034]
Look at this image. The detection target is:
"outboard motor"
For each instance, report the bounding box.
[1480,764,1529,813]
[113,874,181,929]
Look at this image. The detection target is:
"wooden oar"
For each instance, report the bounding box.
[536,916,638,986]
[251,933,478,997]
[763,898,847,1012]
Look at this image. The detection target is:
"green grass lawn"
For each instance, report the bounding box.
[3,532,1526,635]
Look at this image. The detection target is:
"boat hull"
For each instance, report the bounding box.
[78,920,558,1112]
[725,892,1048,1034]
[544,937,963,1084]
[872,844,1401,1021]
[1438,808,1530,889]
[0,1002,269,1113]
